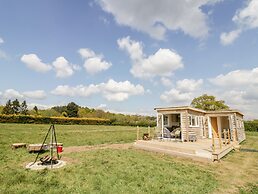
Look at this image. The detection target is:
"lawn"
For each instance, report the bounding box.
[0,123,257,193]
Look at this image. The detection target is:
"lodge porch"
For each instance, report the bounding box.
[134,138,238,162]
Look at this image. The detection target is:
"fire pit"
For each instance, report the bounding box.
[25,124,66,170]
[26,160,66,170]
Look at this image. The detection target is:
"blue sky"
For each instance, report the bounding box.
[0,0,258,119]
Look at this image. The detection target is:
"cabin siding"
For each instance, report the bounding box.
[181,111,188,141]
[235,114,246,142]
[155,106,246,143]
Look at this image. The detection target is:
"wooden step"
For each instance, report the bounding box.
[212,144,234,161]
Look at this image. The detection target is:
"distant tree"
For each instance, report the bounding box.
[20,100,29,115]
[62,111,68,117]
[2,100,14,114]
[39,109,61,117]
[12,99,21,114]
[0,105,4,113]
[33,106,38,115]
[51,106,67,114]
[191,94,229,111]
[66,102,79,117]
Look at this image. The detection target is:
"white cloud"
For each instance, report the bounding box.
[21,54,52,73]
[23,90,47,100]
[78,48,112,75]
[52,57,75,78]
[160,89,192,105]
[160,78,202,105]
[160,77,173,87]
[211,89,258,120]
[209,67,258,119]
[1,89,47,100]
[96,104,107,110]
[78,48,96,58]
[0,37,4,44]
[101,79,144,101]
[220,29,242,45]
[103,92,129,101]
[51,84,100,97]
[233,0,258,29]
[27,103,53,110]
[158,68,258,119]
[84,58,112,75]
[51,79,144,102]
[118,36,183,79]
[51,85,74,96]
[176,79,203,92]
[117,36,143,61]
[209,67,258,88]
[0,37,7,59]
[98,0,220,40]
[220,0,258,45]
[2,89,24,100]
[21,53,80,77]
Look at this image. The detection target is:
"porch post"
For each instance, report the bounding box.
[208,117,212,138]
[156,113,159,128]
[186,111,189,142]
[180,113,183,142]
[161,114,164,138]
[233,113,237,142]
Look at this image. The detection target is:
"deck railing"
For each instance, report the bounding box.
[212,128,234,152]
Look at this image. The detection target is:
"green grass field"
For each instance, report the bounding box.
[0,123,257,194]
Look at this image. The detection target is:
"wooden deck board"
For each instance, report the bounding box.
[134,139,237,162]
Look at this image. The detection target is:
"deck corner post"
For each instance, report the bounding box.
[148,126,150,138]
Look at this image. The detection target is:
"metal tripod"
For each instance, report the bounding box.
[30,124,60,168]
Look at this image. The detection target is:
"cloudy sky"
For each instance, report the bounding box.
[0,0,258,119]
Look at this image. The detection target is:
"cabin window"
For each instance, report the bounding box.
[163,115,168,126]
[189,115,199,127]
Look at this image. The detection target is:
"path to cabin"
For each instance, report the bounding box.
[64,143,133,153]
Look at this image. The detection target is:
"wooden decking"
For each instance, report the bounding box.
[134,138,238,162]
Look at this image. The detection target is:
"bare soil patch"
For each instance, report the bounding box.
[64,143,133,154]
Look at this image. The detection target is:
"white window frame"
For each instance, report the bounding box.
[189,115,199,127]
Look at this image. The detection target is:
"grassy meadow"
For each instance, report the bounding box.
[0,123,257,194]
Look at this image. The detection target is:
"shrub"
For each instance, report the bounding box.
[244,120,258,132]
[0,114,111,125]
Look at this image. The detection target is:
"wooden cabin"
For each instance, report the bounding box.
[154,106,246,143]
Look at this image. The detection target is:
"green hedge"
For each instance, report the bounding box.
[111,120,156,127]
[0,114,111,125]
[244,120,258,132]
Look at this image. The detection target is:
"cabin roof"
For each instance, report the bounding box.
[154,106,244,116]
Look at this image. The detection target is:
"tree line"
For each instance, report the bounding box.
[0,99,156,127]
[2,99,29,115]
[2,94,255,129]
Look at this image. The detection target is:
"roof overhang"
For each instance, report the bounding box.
[154,106,244,116]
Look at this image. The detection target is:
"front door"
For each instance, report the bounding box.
[211,117,218,136]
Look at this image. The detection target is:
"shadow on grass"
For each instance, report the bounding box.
[240,148,258,153]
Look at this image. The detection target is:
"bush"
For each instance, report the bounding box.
[0,114,111,125]
[0,114,156,127]
[244,120,258,132]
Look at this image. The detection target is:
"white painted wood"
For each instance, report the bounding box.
[180,113,184,142]
[208,117,212,138]
[217,116,222,137]
[161,114,164,138]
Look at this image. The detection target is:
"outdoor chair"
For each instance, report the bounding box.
[170,128,181,138]
[188,131,197,142]
[162,127,171,138]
